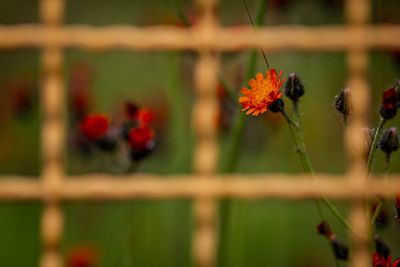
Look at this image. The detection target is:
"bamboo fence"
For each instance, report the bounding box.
[0,0,399,267]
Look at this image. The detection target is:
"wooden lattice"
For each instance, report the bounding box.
[0,0,400,267]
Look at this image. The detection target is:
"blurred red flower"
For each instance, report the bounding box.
[81,114,109,140]
[373,252,391,267]
[128,126,154,151]
[66,246,97,267]
[136,108,154,126]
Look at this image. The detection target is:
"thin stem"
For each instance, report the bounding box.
[282,112,343,267]
[218,72,237,104]
[218,2,267,266]
[284,103,359,237]
[219,0,266,172]
[370,153,391,227]
[367,118,386,174]
[171,0,190,27]
[281,110,300,129]
[242,0,270,70]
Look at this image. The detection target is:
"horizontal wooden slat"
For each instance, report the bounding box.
[0,174,400,201]
[0,24,399,51]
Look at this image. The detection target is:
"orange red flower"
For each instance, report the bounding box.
[239,69,284,116]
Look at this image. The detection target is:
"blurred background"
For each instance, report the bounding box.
[0,0,400,266]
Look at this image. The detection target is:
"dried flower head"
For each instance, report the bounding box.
[335,88,352,122]
[379,127,399,156]
[239,69,284,116]
[81,114,109,140]
[380,87,398,120]
[284,73,305,102]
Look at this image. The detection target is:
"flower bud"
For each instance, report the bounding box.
[268,99,284,113]
[380,87,398,120]
[335,88,352,122]
[379,127,399,156]
[331,239,349,261]
[284,73,305,102]
[125,101,139,120]
[317,221,333,239]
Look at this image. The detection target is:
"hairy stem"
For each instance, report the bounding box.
[285,103,358,237]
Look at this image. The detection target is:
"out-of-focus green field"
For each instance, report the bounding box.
[0,0,399,266]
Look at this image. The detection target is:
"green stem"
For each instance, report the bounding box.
[171,0,190,26]
[219,0,266,173]
[218,72,237,105]
[281,110,300,129]
[218,2,266,267]
[367,118,386,174]
[284,103,358,237]
[282,111,342,267]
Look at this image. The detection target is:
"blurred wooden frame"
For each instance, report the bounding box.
[0,0,399,267]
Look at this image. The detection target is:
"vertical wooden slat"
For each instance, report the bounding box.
[39,1,65,267]
[193,0,219,267]
[345,1,371,267]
